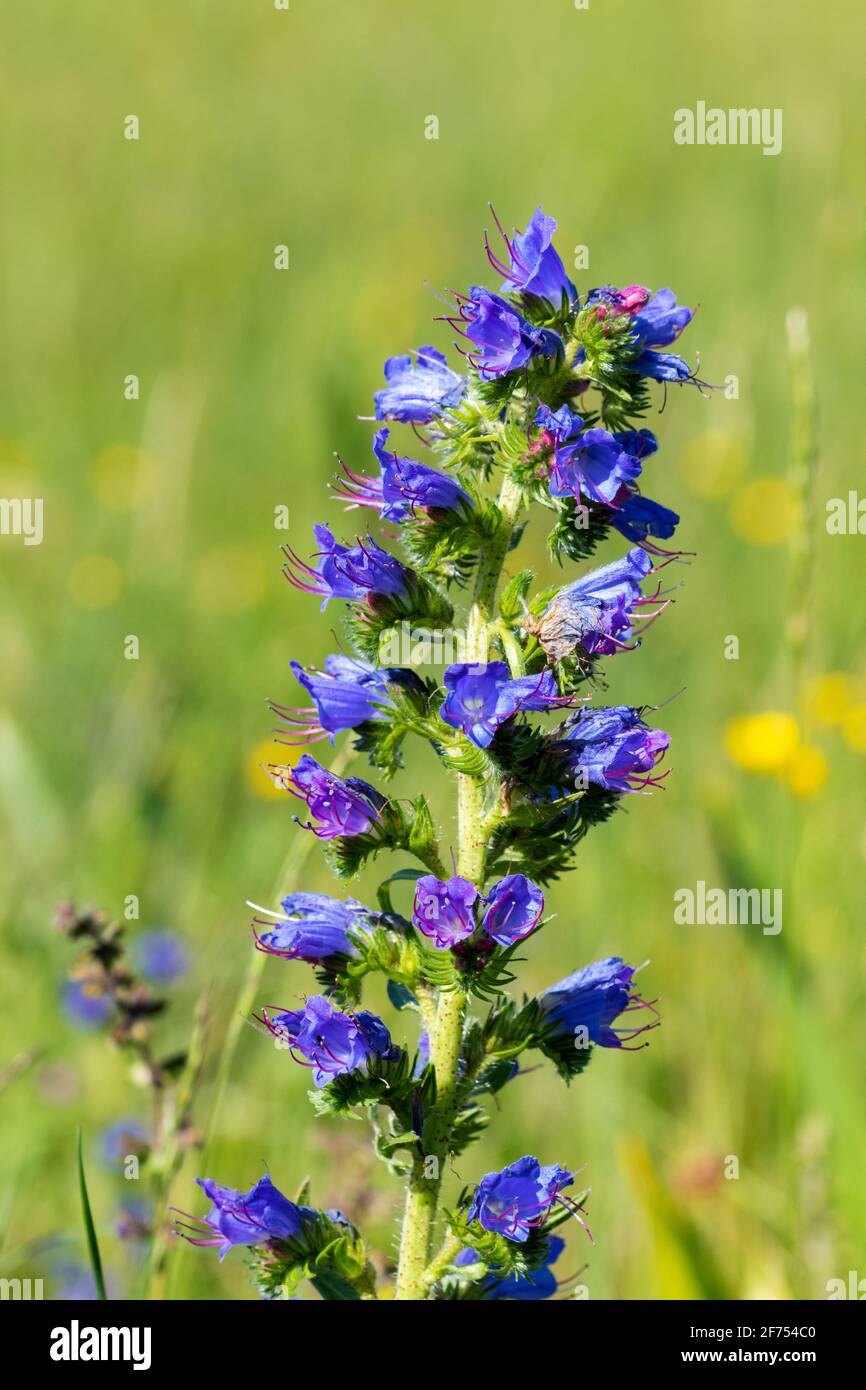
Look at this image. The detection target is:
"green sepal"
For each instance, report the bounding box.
[322,794,446,880]
[547,495,613,565]
[399,498,501,587]
[249,1211,377,1302]
[344,576,454,663]
[498,567,535,624]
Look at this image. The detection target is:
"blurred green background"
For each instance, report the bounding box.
[1,0,865,1300]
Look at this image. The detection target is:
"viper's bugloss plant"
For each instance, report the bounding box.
[177,205,705,1300]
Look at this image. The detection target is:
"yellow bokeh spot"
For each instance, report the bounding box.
[194,546,267,614]
[730,478,803,545]
[842,704,866,753]
[246,738,299,798]
[802,672,853,727]
[786,745,828,797]
[724,711,800,773]
[68,555,123,609]
[90,444,155,512]
[678,430,747,500]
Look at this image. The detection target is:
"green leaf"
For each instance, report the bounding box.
[499,568,535,623]
[76,1128,107,1301]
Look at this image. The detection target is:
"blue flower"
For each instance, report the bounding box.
[535,405,643,506]
[131,929,189,986]
[283,523,410,610]
[334,428,472,522]
[467,1155,575,1242]
[62,979,114,1030]
[539,956,658,1049]
[252,892,372,962]
[273,654,403,744]
[629,289,694,382]
[261,995,398,1087]
[101,1120,149,1166]
[481,874,544,946]
[280,753,384,839]
[413,874,478,949]
[448,288,562,378]
[440,661,574,748]
[455,1235,565,1299]
[587,285,695,382]
[633,348,693,382]
[116,1198,151,1242]
[630,288,694,347]
[531,547,662,662]
[486,206,577,305]
[610,492,680,548]
[554,704,671,792]
[373,345,465,423]
[176,1175,315,1260]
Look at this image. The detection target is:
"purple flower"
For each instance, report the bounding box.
[455,1235,565,1299]
[261,995,398,1087]
[539,956,658,1049]
[280,753,383,838]
[175,1175,315,1260]
[252,892,371,962]
[446,288,562,379]
[440,661,574,748]
[131,929,189,985]
[413,874,478,949]
[467,1156,575,1242]
[531,547,665,662]
[62,980,113,1030]
[535,406,643,507]
[373,345,465,423]
[555,705,671,792]
[481,874,544,946]
[272,654,401,745]
[334,428,472,522]
[283,523,410,610]
[485,206,577,305]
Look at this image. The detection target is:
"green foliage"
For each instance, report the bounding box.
[568,307,653,430]
[309,1046,419,1122]
[437,1208,563,1295]
[343,576,454,663]
[399,498,501,587]
[249,1212,377,1301]
[322,794,446,880]
[547,495,613,565]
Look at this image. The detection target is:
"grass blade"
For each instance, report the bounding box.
[76,1127,107,1300]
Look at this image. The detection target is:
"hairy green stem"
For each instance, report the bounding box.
[394,474,523,1299]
